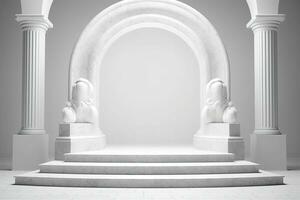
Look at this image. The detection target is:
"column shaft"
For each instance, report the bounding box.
[254,27,279,133]
[22,27,45,133]
[248,15,284,135]
[16,15,52,135]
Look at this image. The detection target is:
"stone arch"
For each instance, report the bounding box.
[68,0,231,124]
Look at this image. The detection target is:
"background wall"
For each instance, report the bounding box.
[100,27,199,146]
[0,0,299,162]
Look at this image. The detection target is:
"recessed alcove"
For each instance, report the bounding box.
[99,27,200,146]
[67,0,232,148]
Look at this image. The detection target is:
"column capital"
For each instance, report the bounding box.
[247,14,285,31]
[16,14,53,31]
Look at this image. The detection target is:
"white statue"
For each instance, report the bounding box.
[62,78,98,124]
[201,78,237,124]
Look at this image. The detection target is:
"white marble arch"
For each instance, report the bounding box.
[68,0,231,121]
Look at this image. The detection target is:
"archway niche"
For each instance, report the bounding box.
[67,0,230,147]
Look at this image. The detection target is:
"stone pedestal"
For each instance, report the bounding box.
[193,123,244,160]
[12,134,49,170]
[250,134,286,170]
[55,123,106,160]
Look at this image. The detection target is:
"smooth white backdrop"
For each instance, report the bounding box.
[100,27,199,146]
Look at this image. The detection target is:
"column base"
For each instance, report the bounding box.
[19,129,46,135]
[193,123,245,160]
[12,134,49,170]
[254,129,281,135]
[250,133,287,170]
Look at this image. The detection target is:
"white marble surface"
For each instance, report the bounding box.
[55,135,106,160]
[58,123,101,137]
[39,160,259,174]
[194,123,244,160]
[14,146,283,188]
[14,170,283,188]
[199,123,241,137]
[0,169,299,199]
[64,146,234,162]
[55,123,106,160]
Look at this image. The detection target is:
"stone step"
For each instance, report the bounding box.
[64,151,234,163]
[40,160,259,174]
[15,170,284,188]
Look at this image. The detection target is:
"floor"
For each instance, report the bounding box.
[0,169,299,200]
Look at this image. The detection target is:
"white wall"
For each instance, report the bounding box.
[0,0,22,161]
[100,28,199,146]
[0,0,299,160]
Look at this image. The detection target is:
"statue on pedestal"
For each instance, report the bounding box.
[62,78,98,124]
[201,78,237,124]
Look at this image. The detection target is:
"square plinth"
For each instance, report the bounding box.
[55,123,106,160]
[201,123,240,137]
[250,133,287,170]
[194,135,244,160]
[194,123,244,160]
[12,134,49,170]
[59,123,101,137]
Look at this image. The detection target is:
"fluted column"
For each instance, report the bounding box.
[247,15,286,170]
[16,15,52,135]
[248,15,285,135]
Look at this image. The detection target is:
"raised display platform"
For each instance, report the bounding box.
[14,146,284,188]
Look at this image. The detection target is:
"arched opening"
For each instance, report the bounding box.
[99,27,200,146]
[68,0,231,148]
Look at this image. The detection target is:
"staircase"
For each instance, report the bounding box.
[15,146,284,187]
